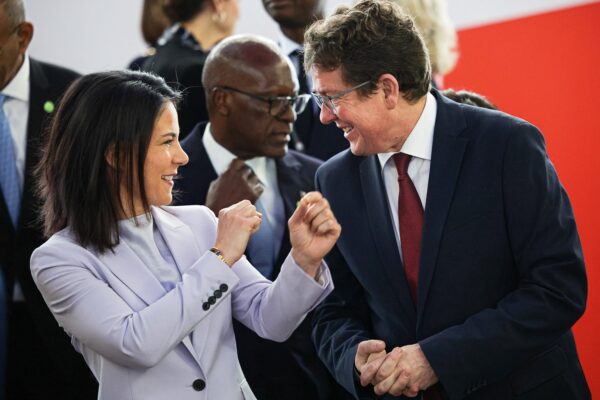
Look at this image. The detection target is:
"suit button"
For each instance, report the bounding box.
[214,289,222,298]
[202,302,210,311]
[219,283,228,292]
[208,296,216,305]
[192,378,206,391]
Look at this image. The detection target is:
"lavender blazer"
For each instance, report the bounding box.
[30,205,333,400]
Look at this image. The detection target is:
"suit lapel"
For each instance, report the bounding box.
[273,154,307,275]
[97,235,167,307]
[417,92,469,327]
[359,156,417,320]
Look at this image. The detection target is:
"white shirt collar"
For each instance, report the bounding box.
[279,33,302,58]
[201,122,270,187]
[1,55,30,102]
[378,92,437,169]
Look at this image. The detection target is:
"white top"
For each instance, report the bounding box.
[0,55,30,187]
[377,92,437,257]
[202,123,286,257]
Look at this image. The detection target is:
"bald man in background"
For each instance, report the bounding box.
[174,35,352,400]
[0,0,97,398]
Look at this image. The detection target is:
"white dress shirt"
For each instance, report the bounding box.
[378,92,437,257]
[0,55,30,188]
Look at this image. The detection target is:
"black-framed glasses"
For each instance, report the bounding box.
[214,86,311,118]
[312,80,371,116]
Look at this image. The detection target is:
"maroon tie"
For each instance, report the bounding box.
[393,153,423,304]
[394,153,442,400]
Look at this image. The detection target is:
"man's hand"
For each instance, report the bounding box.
[289,192,341,277]
[355,340,387,387]
[205,159,263,214]
[371,344,438,397]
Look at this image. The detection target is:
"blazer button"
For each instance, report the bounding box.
[192,378,206,391]
[202,302,210,311]
[208,296,216,305]
[219,283,228,292]
[214,289,222,298]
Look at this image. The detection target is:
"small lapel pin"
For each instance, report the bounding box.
[43,100,55,113]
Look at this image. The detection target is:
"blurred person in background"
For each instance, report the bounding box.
[441,88,497,110]
[0,0,96,399]
[128,0,174,70]
[143,0,240,139]
[392,0,458,88]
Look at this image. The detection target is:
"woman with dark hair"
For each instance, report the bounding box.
[142,0,240,138]
[30,70,339,400]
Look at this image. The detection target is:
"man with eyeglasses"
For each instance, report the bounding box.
[0,1,99,399]
[173,35,350,400]
[305,1,589,399]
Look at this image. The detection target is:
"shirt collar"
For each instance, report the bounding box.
[378,91,437,169]
[1,54,30,102]
[202,122,270,187]
[279,33,302,58]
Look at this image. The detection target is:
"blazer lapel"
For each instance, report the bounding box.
[97,238,167,307]
[417,92,469,327]
[359,156,417,321]
[151,207,208,367]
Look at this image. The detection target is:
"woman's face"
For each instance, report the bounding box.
[129,102,189,216]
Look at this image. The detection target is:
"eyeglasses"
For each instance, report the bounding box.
[214,86,311,118]
[0,24,20,54]
[312,80,371,116]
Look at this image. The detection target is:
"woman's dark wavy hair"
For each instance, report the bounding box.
[163,0,206,23]
[304,0,431,103]
[37,70,180,253]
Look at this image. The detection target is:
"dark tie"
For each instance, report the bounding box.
[393,153,423,304]
[289,49,313,151]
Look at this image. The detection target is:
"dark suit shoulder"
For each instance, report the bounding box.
[286,149,322,169]
[29,58,81,97]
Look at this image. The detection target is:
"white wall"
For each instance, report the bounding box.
[24,0,597,74]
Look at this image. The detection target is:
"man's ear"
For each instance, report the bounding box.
[378,73,400,109]
[16,21,33,55]
[212,88,231,117]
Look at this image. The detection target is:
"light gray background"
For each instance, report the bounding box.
[24,0,596,74]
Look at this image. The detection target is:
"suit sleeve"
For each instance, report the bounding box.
[419,124,587,398]
[311,173,377,398]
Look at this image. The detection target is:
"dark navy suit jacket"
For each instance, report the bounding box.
[0,59,97,399]
[312,90,589,399]
[174,122,352,399]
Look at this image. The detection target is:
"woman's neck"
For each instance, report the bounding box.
[181,13,229,52]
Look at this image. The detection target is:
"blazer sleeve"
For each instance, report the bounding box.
[30,234,242,369]
[419,123,587,398]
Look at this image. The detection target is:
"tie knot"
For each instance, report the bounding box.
[393,152,411,177]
